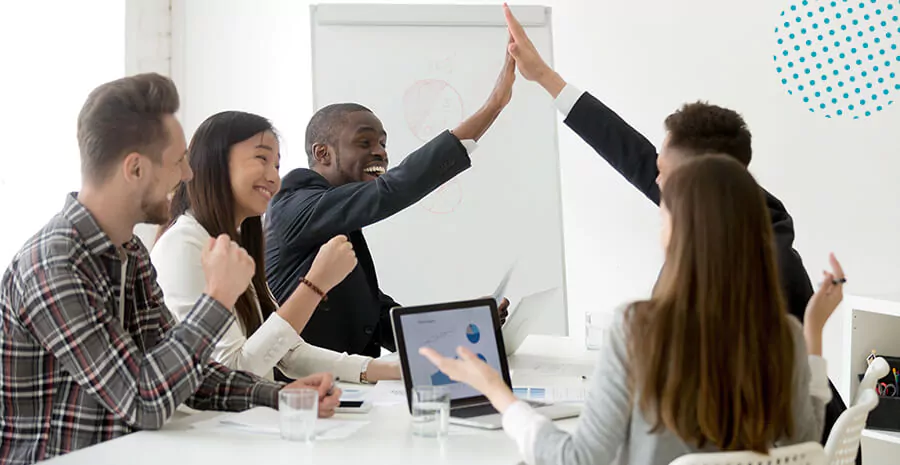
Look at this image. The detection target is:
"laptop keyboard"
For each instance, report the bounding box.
[452,404,499,418]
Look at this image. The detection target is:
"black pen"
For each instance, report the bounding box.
[326,376,340,396]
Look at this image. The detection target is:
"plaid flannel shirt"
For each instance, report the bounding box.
[0,194,281,464]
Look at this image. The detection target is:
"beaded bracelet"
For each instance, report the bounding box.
[300,277,327,301]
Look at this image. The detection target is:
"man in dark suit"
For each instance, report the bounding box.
[265,50,514,365]
[502,5,852,458]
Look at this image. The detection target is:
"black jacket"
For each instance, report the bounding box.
[565,92,814,321]
[564,91,850,452]
[264,130,471,357]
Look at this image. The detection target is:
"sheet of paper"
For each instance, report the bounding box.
[512,385,587,403]
[377,351,399,363]
[492,261,517,305]
[218,407,369,440]
[339,387,368,402]
[512,356,594,377]
[368,379,407,406]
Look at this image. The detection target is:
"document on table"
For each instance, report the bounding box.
[218,407,369,440]
[512,356,595,377]
[377,351,399,363]
[512,385,587,403]
[368,380,407,406]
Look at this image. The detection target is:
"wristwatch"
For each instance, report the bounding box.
[360,358,372,384]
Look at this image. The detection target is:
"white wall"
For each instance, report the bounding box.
[126,0,173,249]
[168,0,900,350]
[0,1,124,266]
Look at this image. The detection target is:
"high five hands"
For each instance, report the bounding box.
[502,3,567,98]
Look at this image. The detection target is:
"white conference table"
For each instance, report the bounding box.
[43,335,597,465]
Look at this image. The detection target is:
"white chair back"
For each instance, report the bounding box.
[824,386,880,464]
[855,356,890,405]
[668,441,825,465]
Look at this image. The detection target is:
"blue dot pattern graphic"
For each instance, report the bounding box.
[775,0,900,118]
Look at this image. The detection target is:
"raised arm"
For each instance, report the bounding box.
[154,220,361,379]
[268,49,517,248]
[775,253,846,445]
[503,4,662,205]
[269,131,470,248]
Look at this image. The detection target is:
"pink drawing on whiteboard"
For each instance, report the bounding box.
[420,180,462,215]
[403,79,464,142]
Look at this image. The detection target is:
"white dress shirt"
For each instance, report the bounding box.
[150,213,371,383]
[554,83,585,117]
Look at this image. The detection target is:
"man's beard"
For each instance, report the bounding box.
[333,151,357,185]
[140,194,170,226]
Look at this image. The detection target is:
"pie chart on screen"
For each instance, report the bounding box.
[466,324,480,344]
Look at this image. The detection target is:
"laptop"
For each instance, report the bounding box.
[501,287,563,356]
[390,298,581,430]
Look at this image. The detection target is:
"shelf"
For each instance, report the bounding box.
[862,428,900,445]
[846,294,900,318]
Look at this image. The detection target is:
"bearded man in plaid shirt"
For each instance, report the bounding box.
[0,73,342,464]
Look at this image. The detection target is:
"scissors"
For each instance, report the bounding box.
[877,382,897,397]
[867,349,877,366]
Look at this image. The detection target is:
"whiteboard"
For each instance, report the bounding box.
[311,3,567,331]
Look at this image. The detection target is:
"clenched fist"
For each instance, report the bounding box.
[305,235,358,292]
[202,234,255,309]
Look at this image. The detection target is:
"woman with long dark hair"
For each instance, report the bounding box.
[152,111,399,383]
[421,155,843,464]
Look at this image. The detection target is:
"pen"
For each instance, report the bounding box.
[326,376,340,396]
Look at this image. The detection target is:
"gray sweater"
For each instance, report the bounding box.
[502,308,830,465]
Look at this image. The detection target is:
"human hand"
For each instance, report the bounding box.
[804,253,845,332]
[485,37,516,110]
[284,372,341,418]
[503,3,564,96]
[201,234,255,309]
[803,253,845,356]
[306,235,358,292]
[418,346,516,412]
[497,298,510,325]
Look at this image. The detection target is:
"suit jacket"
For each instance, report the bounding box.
[264,130,472,357]
[564,92,814,322]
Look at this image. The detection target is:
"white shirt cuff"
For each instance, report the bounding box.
[278,337,372,383]
[554,83,584,118]
[238,312,304,372]
[808,355,832,403]
[502,400,550,465]
[458,138,478,154]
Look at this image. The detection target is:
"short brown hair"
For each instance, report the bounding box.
[77,73,180,183]
[628,155,795,453]
[663,102,752,166]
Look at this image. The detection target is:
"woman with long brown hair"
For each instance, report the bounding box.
[421,155,843,464]
[151,111,400,384]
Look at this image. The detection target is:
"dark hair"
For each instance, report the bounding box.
[161,111,278,335]
[305,102,372,166]
[627,155,794,453]
[77,73,180,183]
[663,102,752,166]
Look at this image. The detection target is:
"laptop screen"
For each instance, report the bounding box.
[398,303,502,401]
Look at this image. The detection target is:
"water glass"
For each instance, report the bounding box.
[585,311,608,350]
[279,388,318,442]
[411,385,450,438]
